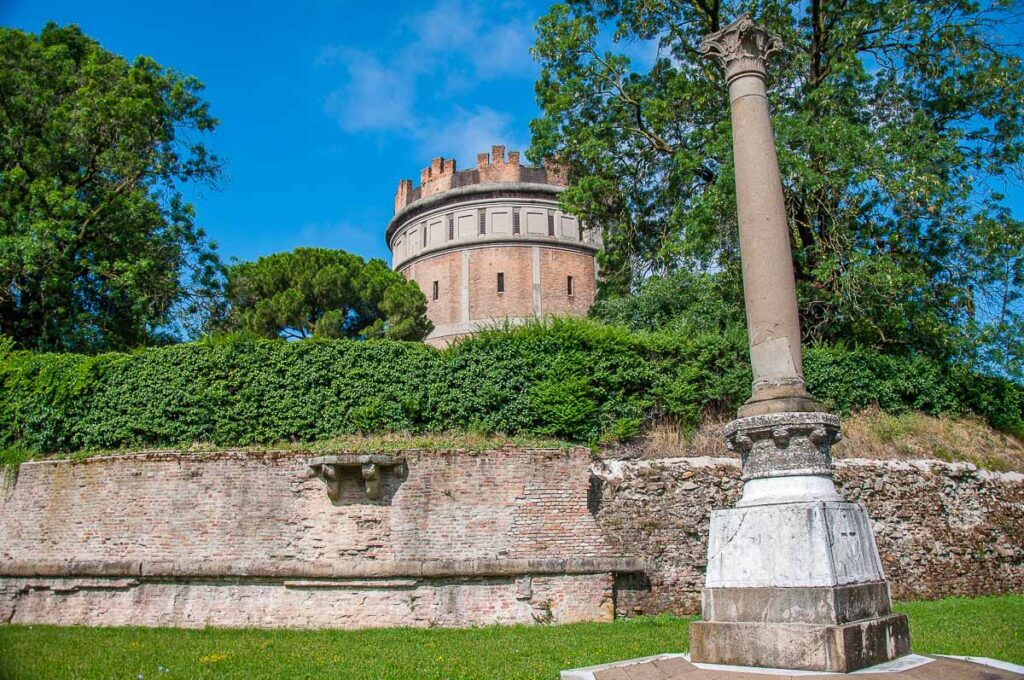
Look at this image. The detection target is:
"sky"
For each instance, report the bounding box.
[3,0,1023,269]
[1,0,558,264]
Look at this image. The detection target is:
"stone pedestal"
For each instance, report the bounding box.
[689,413,910,672]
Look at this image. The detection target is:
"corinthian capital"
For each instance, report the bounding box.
[700,14,783,84]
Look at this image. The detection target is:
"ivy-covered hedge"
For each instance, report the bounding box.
[1,319,1021,454]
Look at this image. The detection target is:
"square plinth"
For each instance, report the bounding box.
[689,613,911,673]
[704,501,886,589]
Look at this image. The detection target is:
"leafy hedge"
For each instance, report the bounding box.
[1,319,1021,454]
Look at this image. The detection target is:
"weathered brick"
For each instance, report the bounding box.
[0,449,626,629]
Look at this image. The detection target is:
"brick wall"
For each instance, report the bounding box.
[468,247,534,321]
[0,449,623,566]
[539,247,596,317]
[595,457,1024,617]
[2,575,613,630]
[406,251,462,330]
[402,245,596,348]
[0,449,635,629]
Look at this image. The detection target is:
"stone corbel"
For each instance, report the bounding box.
[361,463,381,500]
[307,455,406,502]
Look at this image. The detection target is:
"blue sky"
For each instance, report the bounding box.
[1,0,556,264]
[2,0,1022,269]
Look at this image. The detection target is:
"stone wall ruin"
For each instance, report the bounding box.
[1,449,1020,628]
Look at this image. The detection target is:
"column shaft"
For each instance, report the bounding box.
[729,76,807,408]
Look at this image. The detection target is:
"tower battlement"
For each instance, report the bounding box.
[393,145,568,214]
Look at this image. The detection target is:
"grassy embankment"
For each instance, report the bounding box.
[0,595,1020,679]
[609,407,1024,471]
[4,408,1024,473]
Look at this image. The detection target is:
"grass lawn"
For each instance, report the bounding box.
[0,595,1020,679]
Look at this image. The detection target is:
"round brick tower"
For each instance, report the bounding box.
[387,145,600,348]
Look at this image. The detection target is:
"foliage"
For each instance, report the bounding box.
[0,23,224,352]
[0,596,1021,678]
[589,269,745,335]
[530,0,1024,377]
[1,318,1021,454]
[224,248,432,341]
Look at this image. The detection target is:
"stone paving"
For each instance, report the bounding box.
[562,654,1024,680]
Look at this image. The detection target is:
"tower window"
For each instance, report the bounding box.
[422,225,428,247]
[479,209,486,235]
[512,209,520,235]
[547,211,555,237]
[497,272,505,293]
[447,214,454,240]
[567,275,574,297]
[432,280,439,301]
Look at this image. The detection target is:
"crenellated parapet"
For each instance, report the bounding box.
[393,145,568,215]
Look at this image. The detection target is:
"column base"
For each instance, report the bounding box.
[738,386,823,418]
[689,613,911,672]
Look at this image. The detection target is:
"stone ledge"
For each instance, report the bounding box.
[0,557,645,580]
[689,613,911,672]
[702,582,893,625]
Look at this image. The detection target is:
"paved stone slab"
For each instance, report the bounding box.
[902,657,1023,679]
[622,662,674,679]
[652,658,699,675]
[565,655,1024,680]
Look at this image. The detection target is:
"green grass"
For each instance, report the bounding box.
[0,615,689,680]
[894,595,1024,664]
[0,596,1020,679]
[0,432,578,506]
[0,432,576,471]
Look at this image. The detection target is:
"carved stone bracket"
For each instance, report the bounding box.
[699,13,783,84]
[724,412,841,481]
[307,455,407,502]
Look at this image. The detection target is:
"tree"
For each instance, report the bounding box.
[224,247,432,341]
[530,0,1024,377]
[0,23,224,352]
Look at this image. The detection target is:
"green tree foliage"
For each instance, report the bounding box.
[530,1,1024,377]
[2,319,1021,453]
[224,248,433,341]
[0,23,224,352]
[590,269,745,335]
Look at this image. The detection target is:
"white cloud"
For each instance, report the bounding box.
[408,0,482,51]
[416,106,525,168]
[318,0,538,157]
[322,49,414,133]
[405,0,535,82]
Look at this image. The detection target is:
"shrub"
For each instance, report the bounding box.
[1,319,1020,453]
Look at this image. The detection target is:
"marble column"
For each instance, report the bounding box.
[687,15,910,672]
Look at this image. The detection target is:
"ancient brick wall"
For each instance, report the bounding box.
[594,457,1024,617]
[0,448,636,629]
[3,452,1018,629]
[1,574,613,630]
